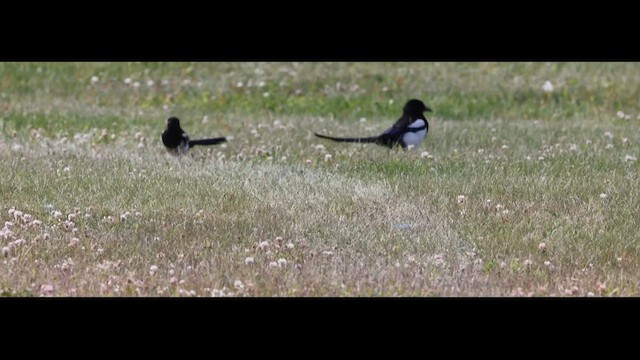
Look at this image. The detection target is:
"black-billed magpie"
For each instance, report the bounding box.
[161,117,226,155]
[314,99,431,149]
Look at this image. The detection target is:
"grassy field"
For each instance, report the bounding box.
[1,62,639,296]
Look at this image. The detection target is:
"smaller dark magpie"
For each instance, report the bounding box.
[314,99,431,149]
[161,117,226,155]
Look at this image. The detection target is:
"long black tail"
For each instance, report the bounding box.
[188,137,227,147]
[314,133,379,144]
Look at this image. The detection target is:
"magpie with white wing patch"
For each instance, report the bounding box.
[162,117,226,155]
[314,99,431,149]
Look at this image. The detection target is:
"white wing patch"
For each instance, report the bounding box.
[181,133,190,154]
[407,119,425,129]
[403,119,427,147]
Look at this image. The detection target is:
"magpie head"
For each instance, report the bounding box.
[403,99,432,115]
[167,117,181,129]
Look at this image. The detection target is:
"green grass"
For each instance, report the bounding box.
[1,62,639,296]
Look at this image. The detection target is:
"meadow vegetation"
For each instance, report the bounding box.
[0,62,638,296]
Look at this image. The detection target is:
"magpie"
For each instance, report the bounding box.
[314,99,431,149]
[161,117,226,155]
